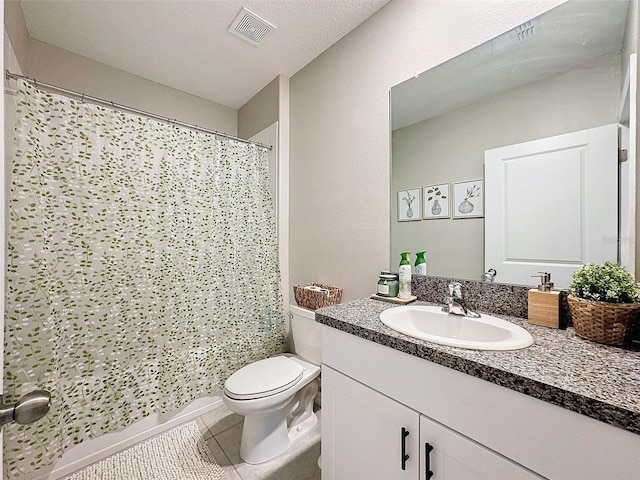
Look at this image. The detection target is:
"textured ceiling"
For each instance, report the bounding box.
[391,0,630,130]
[21,0,390,109]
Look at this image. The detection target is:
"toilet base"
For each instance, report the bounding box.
[240,379,319,464]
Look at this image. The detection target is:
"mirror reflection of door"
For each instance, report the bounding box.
[390,0,634,285]
[484,124,618,288]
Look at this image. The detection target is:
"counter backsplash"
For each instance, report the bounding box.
[411,275,571,328]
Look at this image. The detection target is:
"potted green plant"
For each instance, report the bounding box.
[568,262,640,345]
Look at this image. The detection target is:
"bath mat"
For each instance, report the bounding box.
[64,421,225,480]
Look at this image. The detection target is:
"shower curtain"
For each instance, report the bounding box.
[4,79,286,479]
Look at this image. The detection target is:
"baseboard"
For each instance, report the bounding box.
[44,396,223,480]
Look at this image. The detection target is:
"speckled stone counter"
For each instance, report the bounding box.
[410,274,571,327]
[315,298,640,436]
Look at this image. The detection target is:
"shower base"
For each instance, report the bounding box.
[47,396,223,480]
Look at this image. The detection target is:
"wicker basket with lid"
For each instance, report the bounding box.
[293,283,342,310]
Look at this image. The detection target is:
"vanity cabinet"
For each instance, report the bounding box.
[323,365,419,479]
[323,365,542,479]
[321,325,640,479]
[419,415,541,479]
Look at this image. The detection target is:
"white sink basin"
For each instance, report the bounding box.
[379,305,533,351]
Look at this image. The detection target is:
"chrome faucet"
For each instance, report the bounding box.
[481,268,497,283]
[442,282,481,318]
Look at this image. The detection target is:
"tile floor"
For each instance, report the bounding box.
[196,404,322,480]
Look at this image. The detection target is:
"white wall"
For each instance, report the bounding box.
[4,0,29,73]
[4,1,237,135]
[391,64,621,280]
[27,39,237,134]
[239,76,279,139]
[278,76,291,312]
[289,0,566,302]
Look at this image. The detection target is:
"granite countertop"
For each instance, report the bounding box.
[315,298,640,436]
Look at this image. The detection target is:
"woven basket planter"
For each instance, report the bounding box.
[293,283,342,310]
[568,295,640,345]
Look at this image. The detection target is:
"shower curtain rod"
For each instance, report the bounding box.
[5,71,273,151]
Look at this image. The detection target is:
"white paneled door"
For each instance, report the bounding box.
[485,124,618,288]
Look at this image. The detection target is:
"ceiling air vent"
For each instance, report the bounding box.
[228,7,277,46]
[514,21,535,41]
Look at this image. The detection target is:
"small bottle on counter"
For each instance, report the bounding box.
[414,251,426,275]
[398,251,412,299]
[377,272,399,297]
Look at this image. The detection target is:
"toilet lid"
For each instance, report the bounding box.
[224,356,304,400]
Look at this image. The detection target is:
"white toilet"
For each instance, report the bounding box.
[222,304,322,464]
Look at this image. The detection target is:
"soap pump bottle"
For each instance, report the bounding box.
[415,251,426,275]
[527,272,560,328]
[399,251,412,299]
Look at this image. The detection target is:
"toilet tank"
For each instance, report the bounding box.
[290,305,322,365]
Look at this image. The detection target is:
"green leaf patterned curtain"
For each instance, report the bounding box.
[4,79,285,479]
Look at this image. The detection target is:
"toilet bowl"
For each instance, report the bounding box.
[222,305,321,464]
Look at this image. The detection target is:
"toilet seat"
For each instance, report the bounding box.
[224,355,304,400]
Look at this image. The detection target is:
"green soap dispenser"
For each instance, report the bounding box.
[415,251,426,275]
[399,251,412,299]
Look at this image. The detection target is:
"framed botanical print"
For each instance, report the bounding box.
[398,188,421,221]
[453,180,484,218]
[423,183,450,219]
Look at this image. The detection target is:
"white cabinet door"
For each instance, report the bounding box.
[484,123,618,288]
[322,365,420,480]
[419,415,544,480]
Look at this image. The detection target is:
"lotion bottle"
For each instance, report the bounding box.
[415,251,426,275]
[399,251,412,299]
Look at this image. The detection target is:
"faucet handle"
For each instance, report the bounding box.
[448,281,462,298]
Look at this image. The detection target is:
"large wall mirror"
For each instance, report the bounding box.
[390,0,637,288]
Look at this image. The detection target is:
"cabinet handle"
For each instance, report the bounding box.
[401,427,410,470]
[425,442,434,479]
